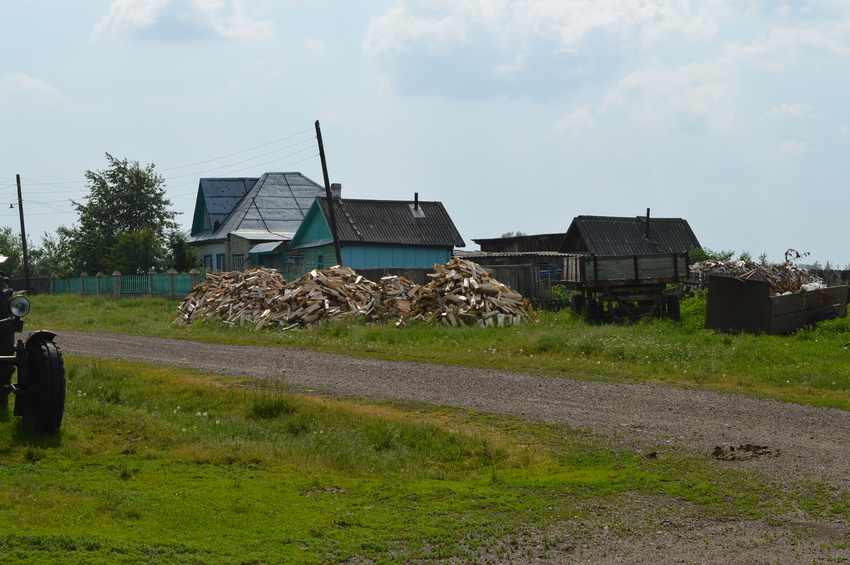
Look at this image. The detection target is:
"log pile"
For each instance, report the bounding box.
[174,260,535,330]
[173,266,383,330]
[410,258,535,327]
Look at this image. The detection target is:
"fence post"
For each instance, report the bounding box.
[190,268,200,289]
[80,273,87,295]
[148,268,156,296]
[113,271,121,298]
[96,272,105,295]
[50,275,55,295]
[166,268,177,296]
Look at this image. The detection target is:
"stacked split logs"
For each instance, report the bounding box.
[410,259,535,327]
[173,259,535,331]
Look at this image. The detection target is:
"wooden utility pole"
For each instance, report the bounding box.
[315,120,343,266]
[15,175,30,291]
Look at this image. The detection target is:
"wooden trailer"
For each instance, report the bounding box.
[565,252,690,323]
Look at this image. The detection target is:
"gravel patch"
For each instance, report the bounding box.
[57,331,850,564]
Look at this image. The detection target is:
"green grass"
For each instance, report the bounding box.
[28,293,850,410]
[2,358,846,564]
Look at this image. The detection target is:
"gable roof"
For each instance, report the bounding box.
[190,177,258,236]
[561,215,700,256]
[302,197,465,248]
[189,172,325,243]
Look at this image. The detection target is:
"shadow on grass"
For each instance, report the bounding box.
[1,398,63,448]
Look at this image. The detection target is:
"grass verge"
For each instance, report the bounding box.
[1,358,846,564]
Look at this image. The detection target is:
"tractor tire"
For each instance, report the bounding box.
[667,295,681,321]
[571,294,585,316]
[19,341,66,433]
[585,298,601,324]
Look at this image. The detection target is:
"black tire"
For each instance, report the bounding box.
[20,341,66,433]
[571,294,585,316]
[585,298,600,324]
[667,295,681,321]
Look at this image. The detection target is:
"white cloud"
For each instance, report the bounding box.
[555,105,596,136]
[365,0,716,57]
[600,57,741,130]
[779,139,813,154]
[91,0,275,41]
[0,73,62,99]
[363,0,718,96]
[764,102,816,118]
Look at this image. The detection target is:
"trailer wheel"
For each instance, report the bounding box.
[667,295,681,321]
[585,298,601,324]
[19,341,66,433]
[571,294,585,316]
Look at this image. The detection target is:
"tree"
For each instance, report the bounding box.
[62,153,178,274]
[0,227,23,278]
[168,229,201,272]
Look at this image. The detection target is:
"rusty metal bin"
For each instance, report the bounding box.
[705,274,849,334]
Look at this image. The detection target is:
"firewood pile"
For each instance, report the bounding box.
[409,258,535,327]
[690,258,822,294]
[173,260,534,330]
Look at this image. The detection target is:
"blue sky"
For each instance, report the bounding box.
[2,0,850,266]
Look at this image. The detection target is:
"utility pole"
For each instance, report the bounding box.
[315,120,343,266]
[15,175,30,292]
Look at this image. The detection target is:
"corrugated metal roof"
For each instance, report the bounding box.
[190,172,324,243]
[561,215,700,256]
[471,233,566,253]
[317,197,465,248]
[249,241,286,254]
[200,178,258,226]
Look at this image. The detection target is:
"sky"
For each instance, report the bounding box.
[2,0,850,267]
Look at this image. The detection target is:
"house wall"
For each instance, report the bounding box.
[343,245,450,269]
[302,244,451,271]
[194,242,225,271]
[302,243,338,271]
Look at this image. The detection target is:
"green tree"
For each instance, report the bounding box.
[168,230,201,272]
[62,153,178,274]
[688,246,735,264]
[29,232,73,278]
[0,227,23,279]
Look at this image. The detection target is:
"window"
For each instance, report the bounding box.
[232,254,245,270]
[316,252,324,270]
[203,255,213,270]
[216,253,225,271]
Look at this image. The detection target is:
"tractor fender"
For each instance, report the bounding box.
[25,331,58,349]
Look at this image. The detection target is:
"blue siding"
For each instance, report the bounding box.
[341,245,450,269]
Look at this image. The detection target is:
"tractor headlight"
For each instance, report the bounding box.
[10,295,30,317]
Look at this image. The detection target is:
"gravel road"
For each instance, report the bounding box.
[57,331,850,564]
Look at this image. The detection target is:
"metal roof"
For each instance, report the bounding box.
[189,172,325,243]
[317,197,465,248]
[561,215,700,256]
[249,241,287,254]
[471,233,566,253]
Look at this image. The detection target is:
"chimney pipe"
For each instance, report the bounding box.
[645,207,650,239]
[414,192,419,210]
[330,183,342,198]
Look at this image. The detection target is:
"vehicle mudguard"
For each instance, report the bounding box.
[25,331,58,348]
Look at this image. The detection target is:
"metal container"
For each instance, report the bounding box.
[705,274,849,334]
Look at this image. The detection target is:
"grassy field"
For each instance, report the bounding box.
[0,293,846,563]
